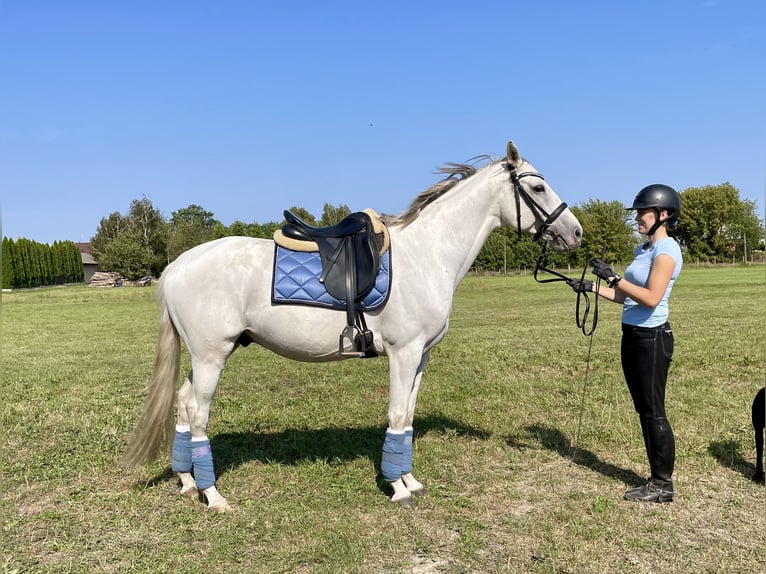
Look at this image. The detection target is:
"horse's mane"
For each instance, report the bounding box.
[380,155,505,228]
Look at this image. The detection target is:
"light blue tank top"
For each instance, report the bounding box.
[621,237,683,327]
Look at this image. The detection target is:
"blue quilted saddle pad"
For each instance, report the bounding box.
[272,246,391,310]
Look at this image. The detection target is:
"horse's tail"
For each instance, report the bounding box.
[122,292,180,469]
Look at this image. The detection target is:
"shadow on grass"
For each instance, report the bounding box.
[143,414,490,494]
[508,424,646,487]
[708,439,760,482]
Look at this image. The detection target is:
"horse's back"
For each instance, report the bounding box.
[159,237,275,344]
[163,236,274,288]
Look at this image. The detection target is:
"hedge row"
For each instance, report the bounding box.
[2,237,84,289]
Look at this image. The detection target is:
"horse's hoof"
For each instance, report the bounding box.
[180,486,199,498]
[391,494,413,507]
[208,502,232,513]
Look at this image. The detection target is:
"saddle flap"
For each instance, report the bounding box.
[315,232,380,302]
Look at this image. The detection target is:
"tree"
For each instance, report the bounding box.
[63,240,84,282]
[91,212,126,260]
[51,241,66,282]
[167,204,220,261]
[319,203,351,226]
[170,204,217,228]
[474,228,507,272]
[127,197,166,275]
[91,196,167,277]
[569,200,638,267]
[675,183,763,262]
[97,231,153,279]
[2,237,13,288]
[0,237,83,287]
[474,229,545,273]
[256,221,281,239]
[286,206,316,225]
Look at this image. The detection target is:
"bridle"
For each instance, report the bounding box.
[505,159,598,335]
[506,164,569,242]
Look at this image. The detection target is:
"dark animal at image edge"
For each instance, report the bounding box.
[753,387,764,482]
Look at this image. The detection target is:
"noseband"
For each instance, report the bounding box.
[507,166,569,241]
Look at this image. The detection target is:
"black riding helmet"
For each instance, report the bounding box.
[627,183,681,234]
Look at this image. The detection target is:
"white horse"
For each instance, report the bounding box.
[123,140,583,511]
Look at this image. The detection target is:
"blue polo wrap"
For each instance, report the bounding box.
[402,427,413,474]
[191,438,216,490]
[381,429,405,482]
[171,430,193,473]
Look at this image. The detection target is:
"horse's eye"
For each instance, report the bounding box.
[533,184,546,193]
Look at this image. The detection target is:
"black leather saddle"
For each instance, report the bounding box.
[281,210,382,356]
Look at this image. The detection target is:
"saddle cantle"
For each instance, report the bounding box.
[273,209,391,357]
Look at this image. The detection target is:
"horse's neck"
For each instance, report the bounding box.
[395,171,501,290]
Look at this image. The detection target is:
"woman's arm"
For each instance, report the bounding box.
[592,253,675,307]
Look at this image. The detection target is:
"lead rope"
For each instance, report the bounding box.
[534,243,606,464]
[571,320,595,465]
[570,246,607,464]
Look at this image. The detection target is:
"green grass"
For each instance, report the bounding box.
[2,266,764,573]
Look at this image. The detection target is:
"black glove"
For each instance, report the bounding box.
[590,257,623,287]
[566,278,593,293]
[590,258,615,281]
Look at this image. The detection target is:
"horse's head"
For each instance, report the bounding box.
[500,141,582,251]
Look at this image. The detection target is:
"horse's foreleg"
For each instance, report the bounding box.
[400,351,429,496]
[384,349,429,505]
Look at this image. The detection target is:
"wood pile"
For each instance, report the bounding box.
[89,271,126,287]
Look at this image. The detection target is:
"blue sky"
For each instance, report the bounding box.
[1,0,764,244]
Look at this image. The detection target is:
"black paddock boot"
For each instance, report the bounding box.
[624,478,674,503]
[625,416,676,502]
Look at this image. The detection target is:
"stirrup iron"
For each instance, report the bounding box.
[339,324,365,357]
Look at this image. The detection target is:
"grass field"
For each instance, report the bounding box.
[2,266,764,573]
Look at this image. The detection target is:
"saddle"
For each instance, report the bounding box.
[275,209,388,357]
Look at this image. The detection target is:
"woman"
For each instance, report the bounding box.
[572,184,683,503]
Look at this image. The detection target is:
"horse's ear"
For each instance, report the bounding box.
[506,141,520,168]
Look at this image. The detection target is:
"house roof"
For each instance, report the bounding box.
[75,242,93,255]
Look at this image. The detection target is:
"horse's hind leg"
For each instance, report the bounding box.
[172,379,200,498]
[180,359,231,512]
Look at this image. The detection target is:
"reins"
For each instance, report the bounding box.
[533,242,605,337]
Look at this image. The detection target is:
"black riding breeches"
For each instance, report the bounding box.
[621,322,676,481]
[620,322,674,419]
